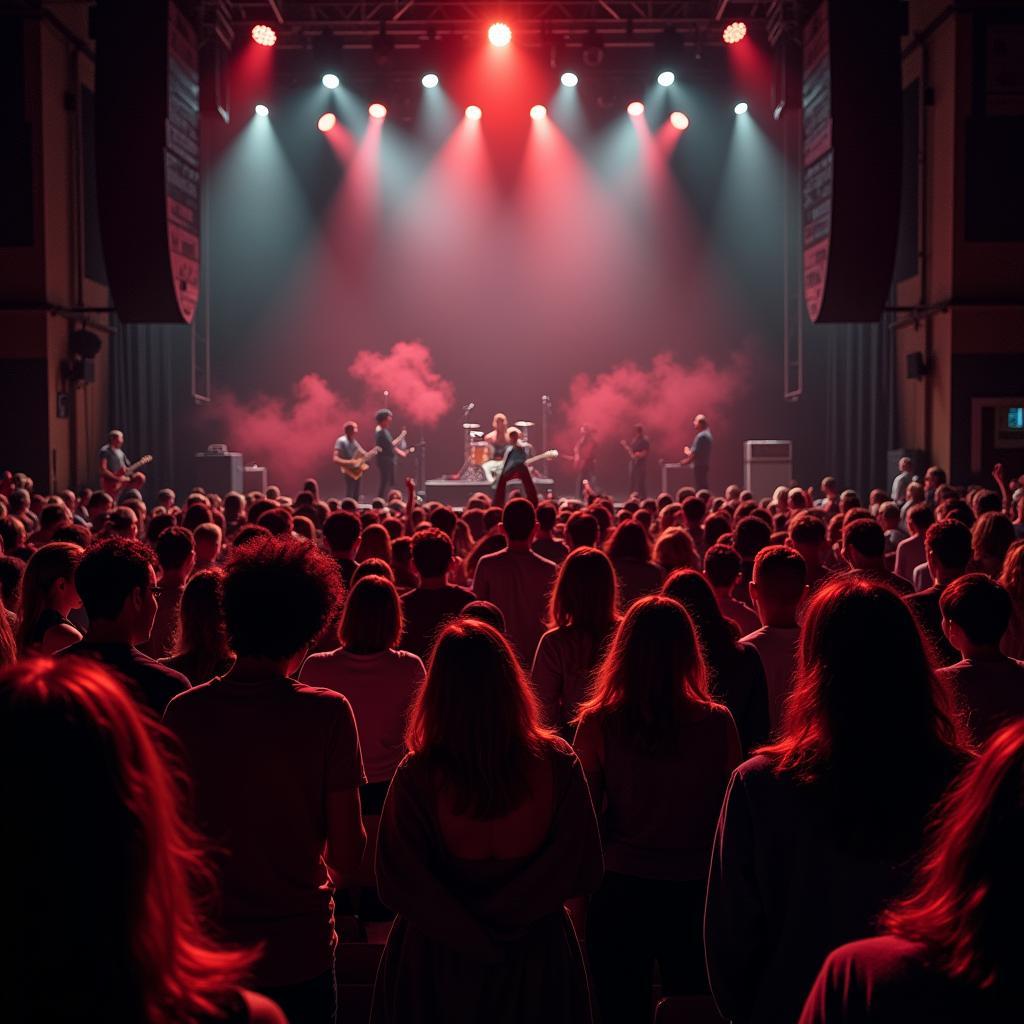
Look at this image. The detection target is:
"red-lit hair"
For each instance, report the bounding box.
[882,720,1024,989]
[406,619,553,818]
[0,657,255,1022]
[577,595,713,751]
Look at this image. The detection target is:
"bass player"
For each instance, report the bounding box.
[99,430,148,496]
[333,420,373,500]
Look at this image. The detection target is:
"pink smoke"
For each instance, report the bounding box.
[348,340,455,427]
[557,350,752,453]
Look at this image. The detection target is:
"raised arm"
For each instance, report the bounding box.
[405,477,417,536]
[494,463,539,508]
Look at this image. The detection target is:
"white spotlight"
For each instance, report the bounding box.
[254,103,269,117]
[322,73,340,89]
[561,71,579,88]
[734,101,749,115]
[657,70,675,87]
[422,73,439,89]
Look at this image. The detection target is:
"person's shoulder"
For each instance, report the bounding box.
[131,648,190,687]
[740,625,768,644]
[732,752,778,786]
[819,934,928,987]
[164,679,213,718]
[392,648,426,672]
[290,678,354,708]
[529,549,558,570]
[240,989,289,1024]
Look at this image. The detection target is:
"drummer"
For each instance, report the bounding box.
[484,413,510,460]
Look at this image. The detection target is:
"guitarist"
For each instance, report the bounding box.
[333,421,368,500]
[99,430,146,495]
[374,408,409,499]
[622,423,650,498]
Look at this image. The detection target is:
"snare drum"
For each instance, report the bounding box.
[470,441,491,466]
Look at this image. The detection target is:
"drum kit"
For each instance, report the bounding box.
[457,419,537,482]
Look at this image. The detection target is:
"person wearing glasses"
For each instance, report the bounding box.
[60,536,190,715]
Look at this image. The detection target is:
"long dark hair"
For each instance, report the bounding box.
[405,620,553,817]
[576,596,713,751]
[0,657,255,1023]
[339,575,402,654]
[15,542,83,653]
[173,569,231,671]
[882,720,1024,991]
[661,569,742,667]
[548,547,619,635]
[606,520,652,562]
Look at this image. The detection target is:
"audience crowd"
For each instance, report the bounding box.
[2,459,1024,1023]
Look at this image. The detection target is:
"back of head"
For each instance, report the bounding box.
[940,573,1012,647]
[350,557,394,585]
[406,619,548,817]
[566,510,599,549]
[76,538,155,622]
[926,519,972,573]
[357,523,393,563]
[607,519,651,561]
[973,512,1016,568]
[181,503,212,532]
[222,536,341,660]
[662,569,737,661]
[751,545,806,608]
[535,501,557,533]
[155,526,195,573]
[681,496,706,525]
[461,600,505,632]
[177,568,228,658]
[734,515,772,560]
[550,546,618,632]
[653,526,697,571]
[0,657,251,1020]
[1000,540,1024,603]
[323,510,361,555]
[704,543,742,589]
[428,505,457,538]
[340,575,402,654]
[842,518,885,560]
[908,501,936,535]
[502,498,536,543]
[883,719,1024,991]
[579,596,710,750]
[256,506,292,537]
[411,527,453,580]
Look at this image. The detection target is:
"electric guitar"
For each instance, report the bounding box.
[100,454,153,496]
[483,449,559,485]
[337,446,381,481]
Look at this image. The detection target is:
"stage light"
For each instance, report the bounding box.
[723,21,748,45]
[561,71,579,88]
[657,70,675,87]
[530,104,547,121]
[465,104,482,121]
[734,101,749,115]
[368,102,387,119]
[627,100,645,117]
[254,103,269,117]
[422,73,439,89]
[669,111,690,131]
[251,24,277,47]
[488,22,512,48]
[322,72,340,89]
[317,112,337,132]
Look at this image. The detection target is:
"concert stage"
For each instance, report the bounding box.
[424,478,555,506]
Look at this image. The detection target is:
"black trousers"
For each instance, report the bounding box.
[378,458,395,499]
[344,473,360,500]
[587,872,708,1024]
[259,968,337,1024]
[628,461,647,498]
[694,464,709,493]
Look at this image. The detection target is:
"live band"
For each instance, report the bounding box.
[98,414,711,500]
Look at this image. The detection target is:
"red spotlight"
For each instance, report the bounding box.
[251,23,277,47]
[722,21,747,45]
[488,22,512,47]
[368,102,387,119]
[669,111,690,131]
[317,112,337,133]
[627,100,645,117]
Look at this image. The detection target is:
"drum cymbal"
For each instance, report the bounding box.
[462,422,480,429]
[514,420,535,428]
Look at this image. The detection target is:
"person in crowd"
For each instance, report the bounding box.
[141,526,195,660]
[390,535,418,590]
[841,520,915,594]
[105,505,140,540]
[161,569,235,686]
[399,528,474,660]
[357,522,393,565]
[605,520,664,609]
[680,496,707,557]
[799,719,1024,1023]
[302,574,425,815]
[894,503,935,582]
[14,542,84,655]
[653,525,701,575]
[565,510,600,551]
[890,456,914,504]
[662,570,769,755]
[371,619,603,1023]
[1000,540,1024,659]
[0,598,15,667]
[905,520,972,667]
[705,577,967,1024]
[924,465,948,504]
[972,511,1016,579]
[574,597,741,1021]
[0,514,32,561]
[877,501,906,556]
[533,501,569,565]
[473,498,558,665]
[460,599,506,632]
[0,657,285,1024]
[733,516,772,605]
[703,543,761,636]
[164,536,366,1024]
[532,547,619,735]
[62,538,189,716]
[743,545,806,732]
[322,509,362,590]
[28,502,71,547]
[0,554,25,616]
[937,573,1024,745]
[193,521,223,573]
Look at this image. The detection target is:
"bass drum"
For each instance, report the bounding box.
[469,441,491,466]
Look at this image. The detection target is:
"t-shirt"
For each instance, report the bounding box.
[938,655,1024,745]
[894,534,925,582]
[400,584,475,660]
[334,436,362,459]
[375,427,395,461]
[163,675,366,987]
[500,443,528,476]
[890,471,913,503]
[629,436,650,457]
[473,547,558,665]
[691,429,713,467]
[741,625,801,733]
[532,624,614,730]
[61,640,189,717]
[611,557,665,610]
[300,648,424,783]
[532,536,569,565]
[98,443,128,474]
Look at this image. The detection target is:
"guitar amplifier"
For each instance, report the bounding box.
[243,464,268,494]
[193,446,243,495]
[743,440,793,499]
